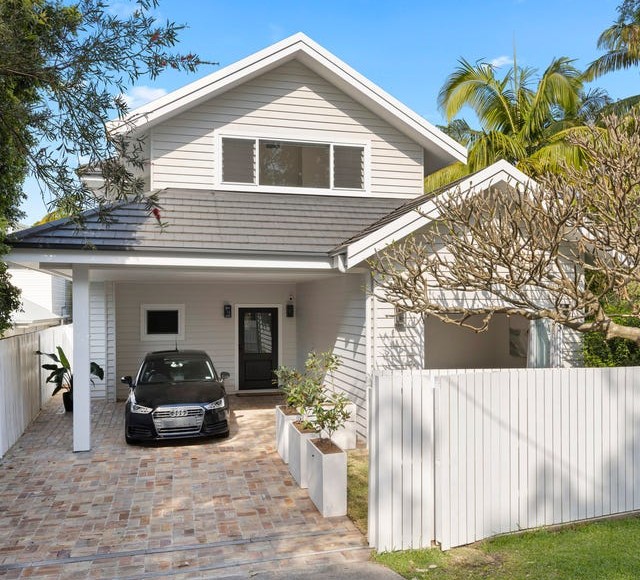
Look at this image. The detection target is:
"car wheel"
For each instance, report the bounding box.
[219,430,230,439]
[125,434,137,445]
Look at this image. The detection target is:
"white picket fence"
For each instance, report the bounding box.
[369,367,640,551]
[0,324,73,457]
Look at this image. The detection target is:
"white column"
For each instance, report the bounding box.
[72,265,91,452]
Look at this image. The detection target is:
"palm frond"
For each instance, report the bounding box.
[585,22,640,79]
[467,131,527,170]
[437,119,482,147]
[523,57,582,141]
[438,58,517,132]
[424,162,470,194]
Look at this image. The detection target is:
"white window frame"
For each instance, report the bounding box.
[216,130,370,195]
[141,304,185,341]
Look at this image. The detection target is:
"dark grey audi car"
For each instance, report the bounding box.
[123,350,230,443]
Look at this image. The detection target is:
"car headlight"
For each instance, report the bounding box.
[204,397,226,410]
[131,402,153,414]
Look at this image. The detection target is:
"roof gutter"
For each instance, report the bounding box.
[333,252,347,273]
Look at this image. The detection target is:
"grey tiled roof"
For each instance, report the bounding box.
[331,172,475,254]
[9,189,409,256]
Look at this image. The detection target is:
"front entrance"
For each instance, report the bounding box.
[238,307,279,390]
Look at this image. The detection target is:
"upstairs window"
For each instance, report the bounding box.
[221,137,365,191]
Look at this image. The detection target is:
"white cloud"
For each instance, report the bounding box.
[122,86,168,110]
[489,56,513,68]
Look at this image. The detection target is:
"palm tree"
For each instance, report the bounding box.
[426,56,588,191]
[585,0,640,80]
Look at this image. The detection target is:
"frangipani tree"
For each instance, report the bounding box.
[371,112,640,344]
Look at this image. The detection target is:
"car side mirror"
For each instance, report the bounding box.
[121,375,133,388]
[220,371,230,381]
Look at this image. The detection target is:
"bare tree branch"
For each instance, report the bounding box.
[370,112,640,344]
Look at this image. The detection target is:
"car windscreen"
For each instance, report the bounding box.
[138,356,218,385]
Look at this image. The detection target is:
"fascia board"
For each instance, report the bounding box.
[345,160,535,268]
[7,248,335,271]
[294,37,467,164]
[108,33,467,165]
[108,38,305,134]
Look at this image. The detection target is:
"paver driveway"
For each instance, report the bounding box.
[0,394,370,578]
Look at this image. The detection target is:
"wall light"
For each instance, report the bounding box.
[286,295,295,318]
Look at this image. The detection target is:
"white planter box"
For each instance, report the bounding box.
[323,402,357,450]
[306,438,347,517]
[275,405,298,464]
[287,421,316,488]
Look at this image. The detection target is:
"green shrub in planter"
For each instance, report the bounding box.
[310,391,352,444]
[274,351,340,425]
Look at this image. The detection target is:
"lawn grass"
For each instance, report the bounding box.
[374,515,640,579]
[346,447,368,535]
[346,451,640,578]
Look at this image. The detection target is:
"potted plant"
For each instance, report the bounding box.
[276,351,338,486]
[306,391,352,517]
[37,346,105,412]
[273,365,302,463]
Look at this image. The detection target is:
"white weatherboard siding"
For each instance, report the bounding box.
[373,296,425,370]
[51,275,70,317]
[105,282,117,401]
[296,274,368,439]
[115,282,296,400]
[89,282,108,399]
[150,60,424,197]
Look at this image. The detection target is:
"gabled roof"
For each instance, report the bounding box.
[9,189,407,257]
[334,160,535,268]
[110,33,466,172]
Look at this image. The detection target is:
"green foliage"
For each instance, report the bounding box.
[1,0,212,328]
[585,0,640,80]
[274,351,343,428]
[426,55,602,192]
[584,313,640,366]
[36,345,105,395]
[311,391,352,441]
[275,351,351,440]
[0,0,210,214]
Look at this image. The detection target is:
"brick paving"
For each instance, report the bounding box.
[0,394,370,578]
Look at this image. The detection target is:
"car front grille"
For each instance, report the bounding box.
[152,406,205,437]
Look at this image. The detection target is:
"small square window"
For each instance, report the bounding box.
[141,304,185,341]
[147,310,179,334]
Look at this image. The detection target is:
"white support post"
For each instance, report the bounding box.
[72,265,91,452]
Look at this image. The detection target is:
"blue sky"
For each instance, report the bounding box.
[19,0,638,223]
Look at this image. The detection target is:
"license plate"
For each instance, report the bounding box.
[160,417,199,429]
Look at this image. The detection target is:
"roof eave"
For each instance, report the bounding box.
[339,160,535,269]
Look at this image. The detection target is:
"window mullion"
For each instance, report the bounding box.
[330,144,335,190]
[254,139,259,185]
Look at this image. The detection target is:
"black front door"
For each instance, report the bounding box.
[238,308,278,390]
